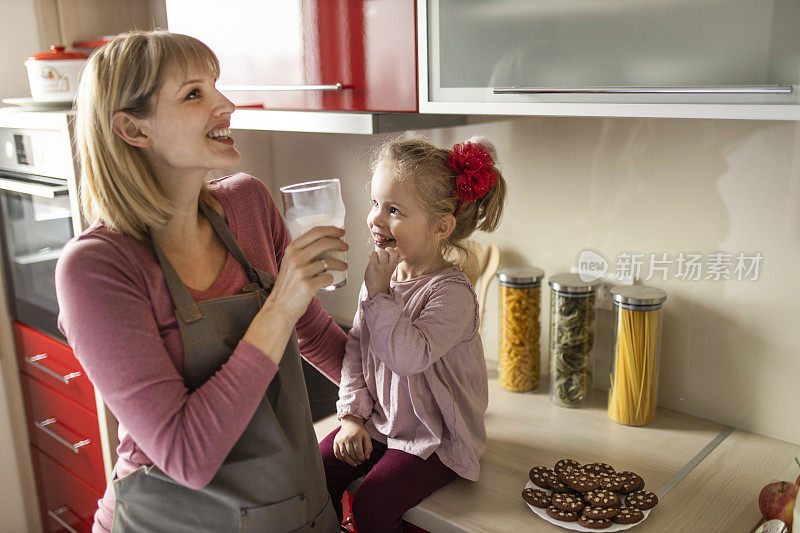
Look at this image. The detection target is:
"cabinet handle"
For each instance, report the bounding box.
[218,83,345,92]
[25,353,82,385]
[35,418,91,453]
[48,507,80,533]
[493,86,794,95]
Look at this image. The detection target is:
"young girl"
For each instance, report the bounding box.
[319,136,507,532]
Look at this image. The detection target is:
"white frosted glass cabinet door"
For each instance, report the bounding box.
[420,0,800,119]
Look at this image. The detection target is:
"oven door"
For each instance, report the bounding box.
[0,171,73,340]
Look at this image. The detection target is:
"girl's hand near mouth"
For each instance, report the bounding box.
[365,246,401,299]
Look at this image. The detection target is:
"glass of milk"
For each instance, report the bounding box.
[280,179,347,291]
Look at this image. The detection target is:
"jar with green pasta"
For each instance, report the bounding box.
[497,267,544,392]
[548,273,598,407]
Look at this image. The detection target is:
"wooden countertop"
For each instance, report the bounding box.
[314,371,800,532]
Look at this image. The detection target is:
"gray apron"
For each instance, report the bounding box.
[111,202,338,532]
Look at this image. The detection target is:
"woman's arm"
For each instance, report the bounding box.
[361,279,477,376]
[294,298,346,385]
[56,237,275,489]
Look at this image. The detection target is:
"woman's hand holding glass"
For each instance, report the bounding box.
[334,415,372,467]
[242,225,347,364]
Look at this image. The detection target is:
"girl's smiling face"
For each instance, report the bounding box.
[136,64,239,183]
[367,162,448,276]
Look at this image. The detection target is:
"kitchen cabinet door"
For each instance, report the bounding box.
[420,0,800,119]
[166,0,417,112]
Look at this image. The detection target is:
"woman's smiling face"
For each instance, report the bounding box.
[139,64,239,180]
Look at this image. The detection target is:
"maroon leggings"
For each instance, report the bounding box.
[319,426,458,533]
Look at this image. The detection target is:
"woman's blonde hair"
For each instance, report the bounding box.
[75,30,219,240]
[371,135,507,283]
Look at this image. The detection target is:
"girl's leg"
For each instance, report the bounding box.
[319,427,386,522]
[351,449,458,533]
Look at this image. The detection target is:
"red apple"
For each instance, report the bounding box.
[759,481,799,526]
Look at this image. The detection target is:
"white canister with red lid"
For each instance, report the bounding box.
[24,45,89,102]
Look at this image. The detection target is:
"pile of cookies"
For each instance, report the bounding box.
[521,459,658,529]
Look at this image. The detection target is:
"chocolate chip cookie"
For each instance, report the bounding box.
[554,458,581,476]
[582,506,619,519]
[564,471,600,492]
[578,515,613,529]
[546,505,578,522]
[528,466,553,489]
[618,471,645,494]
[625,490,659,510]
[546,471,574,493]
[597,472,625,492]
[552,492,585,512]
[581,462,615,476]
[612,507,645,524]
[521,487,550,509]
[584,489,621,508]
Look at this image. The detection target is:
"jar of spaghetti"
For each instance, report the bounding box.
[548,273,599,407]
[608,285,667,426]
[497,267,544,392]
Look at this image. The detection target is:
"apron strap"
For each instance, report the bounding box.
[152,240,205,324]
[199,201,267,289]
[152,200,275,325]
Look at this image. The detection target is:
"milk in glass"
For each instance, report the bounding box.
[285,213,346,288]
[280,179,347,291]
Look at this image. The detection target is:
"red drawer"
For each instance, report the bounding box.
[13,322,97,413]
[21,374,106,492]
[31,447,100,533]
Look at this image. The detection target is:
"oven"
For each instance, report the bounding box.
[0,118,80,342]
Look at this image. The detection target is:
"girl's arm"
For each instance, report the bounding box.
[56,237,276,490]
[336,286,374,420]
[361,279,477,376]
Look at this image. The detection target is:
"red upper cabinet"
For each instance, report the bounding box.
[166,0,417,112]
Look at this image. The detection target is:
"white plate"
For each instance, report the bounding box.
[524,481,651,532]
[2,97,73,111]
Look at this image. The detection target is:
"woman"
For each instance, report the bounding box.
[55,31,347,532]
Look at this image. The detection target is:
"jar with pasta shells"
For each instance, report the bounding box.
[548,273,599,407]
[497,267,544,392]
[608,285,667,426]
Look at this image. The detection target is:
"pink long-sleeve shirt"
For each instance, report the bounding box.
[336,266,488,481]
[55,173,346,532]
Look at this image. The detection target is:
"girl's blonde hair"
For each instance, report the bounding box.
[75,31,219,240]
[372,135,507,283]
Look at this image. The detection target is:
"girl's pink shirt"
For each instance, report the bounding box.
[336,266,488,481]
[55,173,346,532]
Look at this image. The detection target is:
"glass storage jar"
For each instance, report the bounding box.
[548,273,599,407]
[497,267,544,392]
[607,285,667,426]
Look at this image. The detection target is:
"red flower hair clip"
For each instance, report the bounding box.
[446,140,498,215]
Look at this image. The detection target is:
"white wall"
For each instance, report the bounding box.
[0,2,43,530]
[247,116,800,446]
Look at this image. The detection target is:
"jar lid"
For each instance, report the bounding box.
[548,273,599,294]
[26,45,89,61]
[611,285,667,306]
[496,267,544,286]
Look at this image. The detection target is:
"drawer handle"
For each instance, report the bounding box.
[48,506,80,533]
[493,85,794,95]
[25,353,82,384]
[218,83,345,92]
[35,418,91,453]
